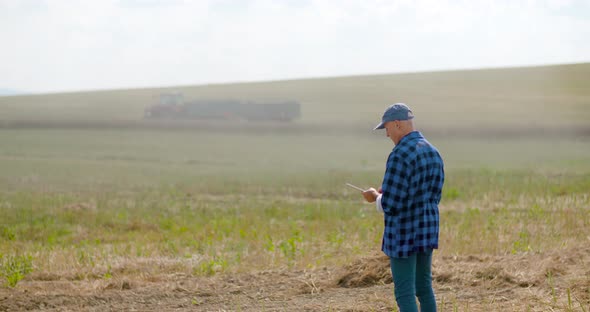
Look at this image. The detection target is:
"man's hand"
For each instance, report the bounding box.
[362,188,380,203]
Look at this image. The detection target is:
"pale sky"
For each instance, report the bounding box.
[1,0,589,94]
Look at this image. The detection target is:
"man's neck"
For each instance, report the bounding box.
[394,129,415,145]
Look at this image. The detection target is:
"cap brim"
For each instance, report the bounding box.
[373,122,385,130]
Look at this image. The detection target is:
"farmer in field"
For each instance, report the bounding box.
[362,103,444,312]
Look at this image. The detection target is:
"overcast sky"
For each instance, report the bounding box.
[1,0,589,94]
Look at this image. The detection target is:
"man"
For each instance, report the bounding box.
[361,103,444,312]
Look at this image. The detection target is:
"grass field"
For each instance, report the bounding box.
[0,63,589,311]
[1,63,589,129]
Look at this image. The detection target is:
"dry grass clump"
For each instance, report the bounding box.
[337,252,391,288]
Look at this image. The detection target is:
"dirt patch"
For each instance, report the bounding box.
[2,247,590,311]
[473,266,531,288]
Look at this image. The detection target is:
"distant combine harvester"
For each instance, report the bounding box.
[144,93,301,122]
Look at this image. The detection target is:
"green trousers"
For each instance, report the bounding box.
[389,249,436,312]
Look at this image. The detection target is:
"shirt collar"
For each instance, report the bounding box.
[397,131,422,146]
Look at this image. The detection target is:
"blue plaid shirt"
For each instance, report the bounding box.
[378,131,444,258]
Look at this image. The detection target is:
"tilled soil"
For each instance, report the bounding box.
[2,247,589,311]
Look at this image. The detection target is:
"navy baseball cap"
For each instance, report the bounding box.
[373,103,414,130]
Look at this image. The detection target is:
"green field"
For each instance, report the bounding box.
[0,63,589,311]
[1,63,589,129]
